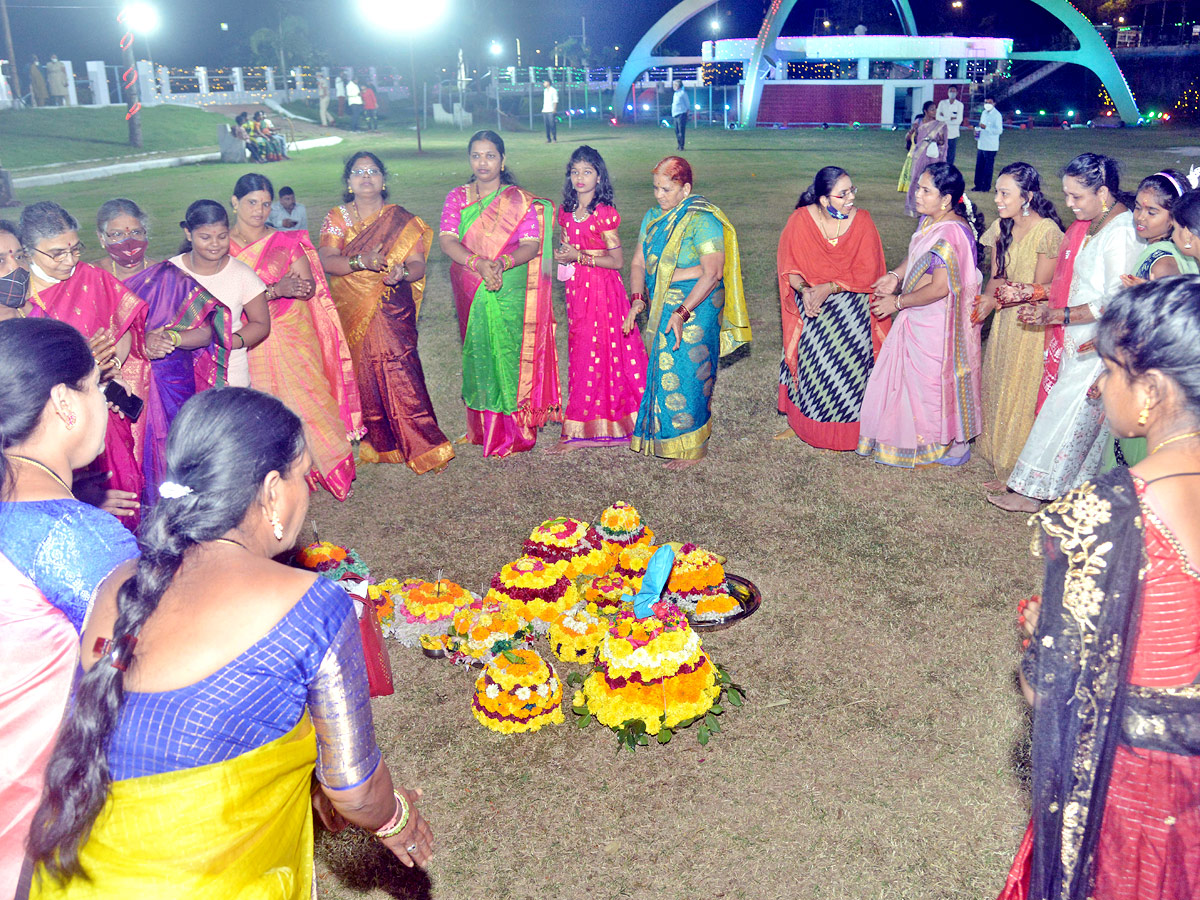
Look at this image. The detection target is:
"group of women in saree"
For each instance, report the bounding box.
[0,322,432,897]
[433,131,749,465]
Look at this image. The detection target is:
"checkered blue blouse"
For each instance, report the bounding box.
[110,576,381,790]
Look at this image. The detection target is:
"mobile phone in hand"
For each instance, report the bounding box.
[102,381,145,422]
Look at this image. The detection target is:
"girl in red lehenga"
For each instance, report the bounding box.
[1000,275,1200,900]
[548,145,648,453]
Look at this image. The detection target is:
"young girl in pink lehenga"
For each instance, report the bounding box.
[548,146,648,453]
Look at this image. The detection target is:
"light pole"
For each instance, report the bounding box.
[122,2,159,99]
[359,0,446,153]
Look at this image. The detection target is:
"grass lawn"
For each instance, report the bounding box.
[0,105,233,171]
[13,121,1200,899]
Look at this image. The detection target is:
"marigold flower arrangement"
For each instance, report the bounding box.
[367,582,398,631]
[489,556,581,627]
[472,648,565,734]
[523,517,613,578]
[584,573,633,612]
[548,606,610,663]
[613,542,659,591]
[446,598,533,662]
[378,577,475,646]
[574,602,718,736]
[667,543,725,594]
[295,541,370,582]
[595,502,655,555]
[692,590,741,622]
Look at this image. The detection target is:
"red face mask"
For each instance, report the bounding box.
[106,237,149,268]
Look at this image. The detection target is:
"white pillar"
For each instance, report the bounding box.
[196,66,209,96]
[880,84,895,126]
[933,57,946,79]
[232,66,245,94]
[0,65,12,109]
[157,63,171,102]
[62,60,79,106]
[134,61,156,103]
[86,61,110,106]
[265,67,275,92]
[857,57,869,80]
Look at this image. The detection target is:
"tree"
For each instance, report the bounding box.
[249,15,316,69]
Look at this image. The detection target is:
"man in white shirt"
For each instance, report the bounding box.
[935,86,964,165]
[972,97,1004,192]
[542,80,559,143]
[317,72,332,126]
[268,186,308,232]
[345,71,362,132]
[671,80,689,151]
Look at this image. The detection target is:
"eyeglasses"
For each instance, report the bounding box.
[35,243,86,262]
[832,186,858,199]
[104,228,147,243]
[349,167,381,177]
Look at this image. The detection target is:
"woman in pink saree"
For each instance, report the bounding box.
[20,202,149,529]
[228,174,362,501]
[438,130,560,457]
[0,319,138,898]
[857,163,984,467]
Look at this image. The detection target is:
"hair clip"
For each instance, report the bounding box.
[159,481,194,499]
[110,634,138,672]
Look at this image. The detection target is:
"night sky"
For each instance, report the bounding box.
[4,0,1039,76]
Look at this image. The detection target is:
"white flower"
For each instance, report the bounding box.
[1042,635,1055,647]
[536,683,549,697]
[485,684,500,699]
[158,481,194,499]
[515,686,532,701]
[548,677,559,692]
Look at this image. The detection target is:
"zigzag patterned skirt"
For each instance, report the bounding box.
[778,290,875,451]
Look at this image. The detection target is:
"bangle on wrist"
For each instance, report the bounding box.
[896,294,904,311]
[1063,306,1072,326]
[166,329,181,347]
[673,306,692,323]
[373,790,411,839]
[348,254,365,272]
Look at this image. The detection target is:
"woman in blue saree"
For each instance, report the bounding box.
[625,157,751,469]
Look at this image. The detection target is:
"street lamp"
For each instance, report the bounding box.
[120,2,159,90]
[359,0,447,152]
[710,18,720,32]
[489,40,503,57]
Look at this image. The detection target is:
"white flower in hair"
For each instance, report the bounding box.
[1188,166,1200,190]
[158,481,194,499]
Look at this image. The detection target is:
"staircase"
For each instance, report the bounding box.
[991,61,1066,102]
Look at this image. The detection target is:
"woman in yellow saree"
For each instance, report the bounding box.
[626,157,751,469]
[27,389,433,898]
[438,131,560,457]
[227,173,363,500]
[320,152,453,474]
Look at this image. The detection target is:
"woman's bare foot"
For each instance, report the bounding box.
[358,440,380,464]
[544,441,577,455]
[986,492,1041,513]
[664,458,702,471]
[454,433,472,445]
[982,479,1007,492]
[774,428,797,441]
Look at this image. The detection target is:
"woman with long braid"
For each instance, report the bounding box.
[27,388,432,898]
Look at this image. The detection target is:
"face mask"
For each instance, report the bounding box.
[106,237,149,268]
[30,260,71,284]
[0,267,29,308]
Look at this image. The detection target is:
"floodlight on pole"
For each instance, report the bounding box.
[489,40,503,56]
[710,18,720,32]
[121,2,159,34]
[360,0,448,153]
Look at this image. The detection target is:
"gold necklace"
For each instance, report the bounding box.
[8,454,73,496]
[819,213,848,246]
[1082,205,1119,249]
[921,210,953,235]
[1151,430,1200,455]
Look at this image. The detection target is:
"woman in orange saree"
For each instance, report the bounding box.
[438,131,560,458]
[319,152,453,474]
[228,174,362,500]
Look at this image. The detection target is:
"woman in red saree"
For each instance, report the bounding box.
[776,166,888,450]
[438,130,560,457]
[319,152,453,474]
[19,202,148,530]
[228,173,362,500]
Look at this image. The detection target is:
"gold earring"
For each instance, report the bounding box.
[1137,398,1151,427]
[270,511,284,541]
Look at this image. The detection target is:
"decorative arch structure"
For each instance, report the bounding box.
[740,0,918,127]
[617,0,1139,127]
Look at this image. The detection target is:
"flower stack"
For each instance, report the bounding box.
[445,598,533,662]
[472,648,565,734]
[584,573,633,613]
[295,542,370,582]
[522,517,612,578]
[382,577,474,646]
[548,605,610,663]
[489,556,581,629]
[665,543,739,622]
[594,502,655,556]
[612,542,658,591]
[575,601,719,736]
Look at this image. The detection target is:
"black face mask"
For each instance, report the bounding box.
[0,268,29,309]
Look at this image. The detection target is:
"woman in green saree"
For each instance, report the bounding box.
[626,157,751,470]
[438,130,560,457]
